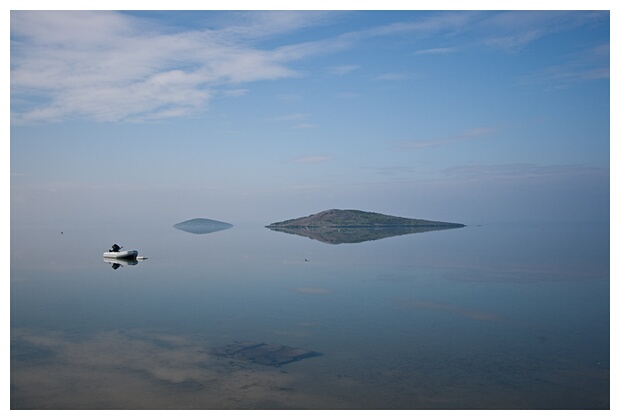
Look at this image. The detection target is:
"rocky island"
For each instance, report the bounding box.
[266,209,464,244]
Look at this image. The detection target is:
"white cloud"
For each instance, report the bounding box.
[9,11,328,124]
[10,11,609,124]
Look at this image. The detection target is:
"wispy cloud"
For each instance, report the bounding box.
[413,47,457,55]
[372,72,411,81]
[395,126,499,150]
[325,64,360,75]
[294,123,320,130]
[217,88,249,98]
[334,91,362,100]
[265,113,318,129]
[10,11,330,124]
[10,11,608,124]
[266,113,310,122]
[287,155,333,164]
[212,10,341,41]
[479,11,608,52]
[517,43,609,89]
[359,11,479,38]
[444,163,609,181]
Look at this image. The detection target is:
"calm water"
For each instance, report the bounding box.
[10,221,610,409]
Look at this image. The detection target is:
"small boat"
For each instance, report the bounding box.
[104,244,138,259]
[103,250,138,259]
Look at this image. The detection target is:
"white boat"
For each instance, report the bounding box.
[103,250,138,259]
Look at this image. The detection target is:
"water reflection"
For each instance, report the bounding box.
[266,225,464,244]
[396,299,503,322]
[10,328,324,409]
[10,222,610,409]
[103,257,139,270]
[173,218,233,234]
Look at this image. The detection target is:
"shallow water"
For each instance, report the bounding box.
[10,221,610,409]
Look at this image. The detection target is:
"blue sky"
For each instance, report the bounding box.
[8,6,612,227]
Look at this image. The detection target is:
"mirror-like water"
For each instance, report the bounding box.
[10,222,610,409]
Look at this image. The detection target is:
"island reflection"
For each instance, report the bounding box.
[267,225,463,244]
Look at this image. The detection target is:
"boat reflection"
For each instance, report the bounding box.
[267,225,464,244]
[103,256,139,270]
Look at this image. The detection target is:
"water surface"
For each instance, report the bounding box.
[10,221,610,409]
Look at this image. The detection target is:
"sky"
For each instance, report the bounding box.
[7,4,613,228]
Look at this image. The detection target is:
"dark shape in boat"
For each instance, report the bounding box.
[173,218,233,235]
[212,341,321,367]
[266,209,465,244]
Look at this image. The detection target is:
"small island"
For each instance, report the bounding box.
[266,209,464,244]
[173,218,233,235]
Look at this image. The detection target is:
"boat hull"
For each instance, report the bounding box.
[103,250,138,259]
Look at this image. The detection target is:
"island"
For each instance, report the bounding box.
[266,209,465,244]
[173,218,233,235]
